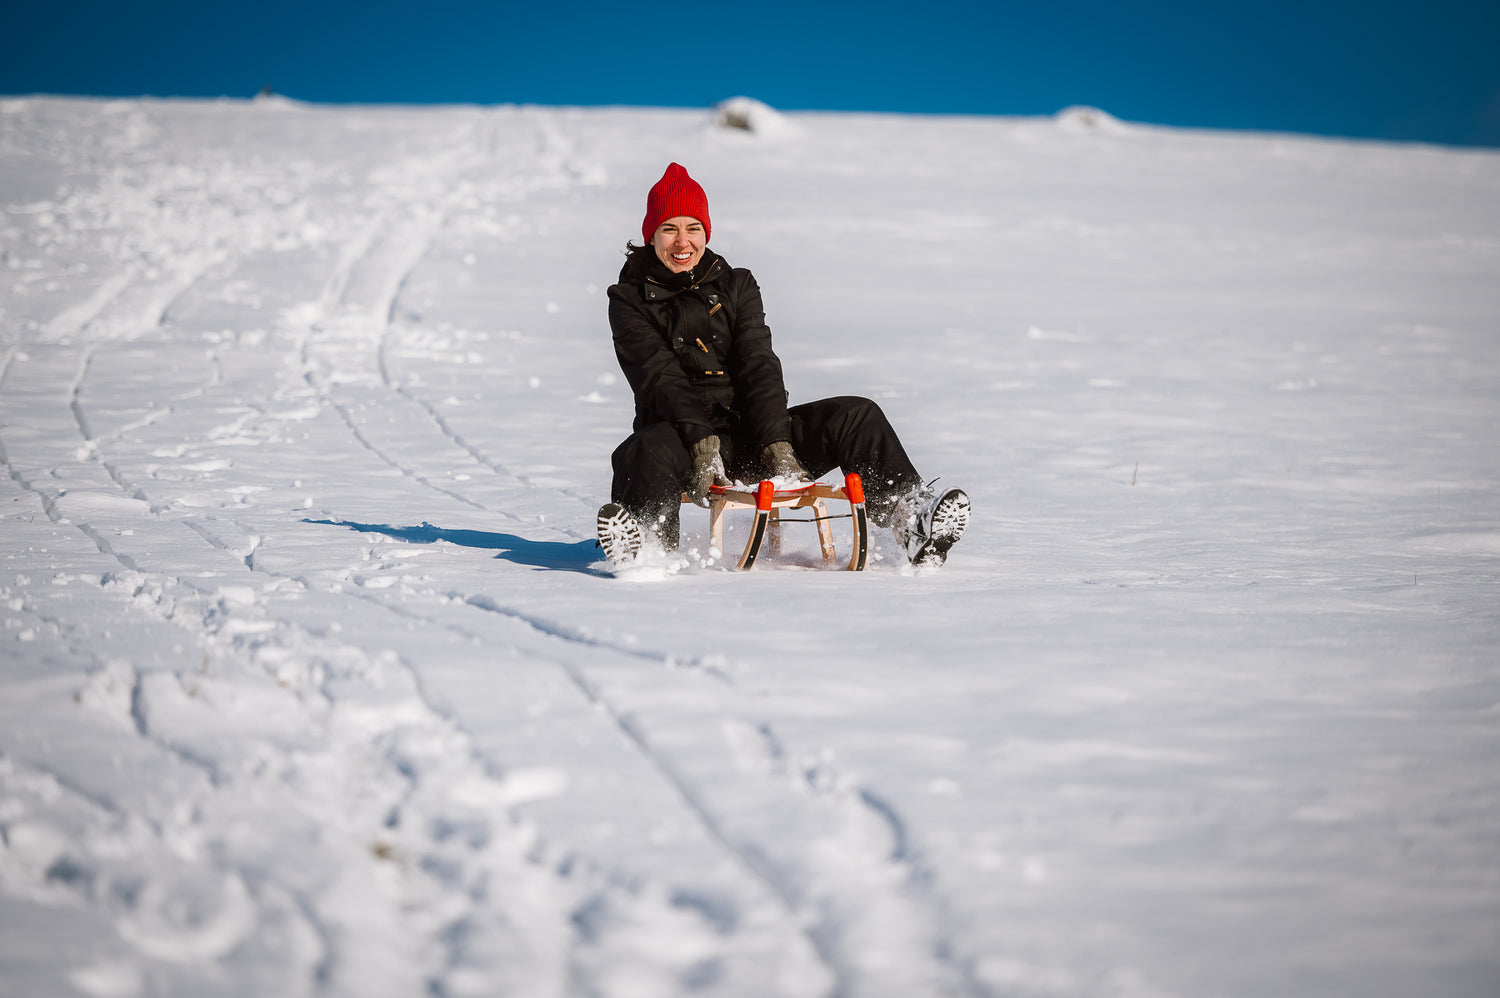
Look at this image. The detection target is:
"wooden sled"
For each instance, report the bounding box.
[683,472,869,571]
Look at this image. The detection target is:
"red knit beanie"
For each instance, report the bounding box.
[642,163,711,245]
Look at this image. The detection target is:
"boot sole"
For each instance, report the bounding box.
[913,489,969,565]
[596,503,643,565]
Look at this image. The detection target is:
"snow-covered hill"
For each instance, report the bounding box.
[2,95,1497,998]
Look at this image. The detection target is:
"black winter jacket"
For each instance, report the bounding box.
[608,247,791,449]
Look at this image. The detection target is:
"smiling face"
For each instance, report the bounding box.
[651,216,707,273]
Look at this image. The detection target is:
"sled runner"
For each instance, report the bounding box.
[684,473,869,571]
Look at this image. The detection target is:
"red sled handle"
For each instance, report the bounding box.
[844,472,868,571]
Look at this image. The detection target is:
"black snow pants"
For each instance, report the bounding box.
[609,395,922,548]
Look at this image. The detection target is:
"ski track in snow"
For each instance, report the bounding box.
[4,97,1500,998]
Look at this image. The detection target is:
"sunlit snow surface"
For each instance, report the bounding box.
[1,96,1498,997]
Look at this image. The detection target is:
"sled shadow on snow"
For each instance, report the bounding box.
[304,519,601,573]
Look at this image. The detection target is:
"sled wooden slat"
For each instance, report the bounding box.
[683,473,868,571]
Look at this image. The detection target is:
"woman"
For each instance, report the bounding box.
[597,163,969,567]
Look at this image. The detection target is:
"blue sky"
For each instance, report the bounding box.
[4,0,1498,147]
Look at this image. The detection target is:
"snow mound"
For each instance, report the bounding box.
[1055,105,1128,134]
[250,90,305,112]
[714,96,798,138]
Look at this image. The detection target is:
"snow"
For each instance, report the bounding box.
[2,95,1499,997]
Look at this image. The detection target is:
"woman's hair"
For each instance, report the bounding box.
[622,241,654,271]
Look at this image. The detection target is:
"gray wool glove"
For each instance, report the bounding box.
[761,440,811,482]
[688,435,729,507]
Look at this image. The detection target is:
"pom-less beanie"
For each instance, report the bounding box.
[642,163,711,244]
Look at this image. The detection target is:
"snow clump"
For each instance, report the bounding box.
[714,96,798,138]
[1055,105,1128,134]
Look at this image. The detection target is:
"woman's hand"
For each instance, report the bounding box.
[688,435,729,507]
[761,440,810,482]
